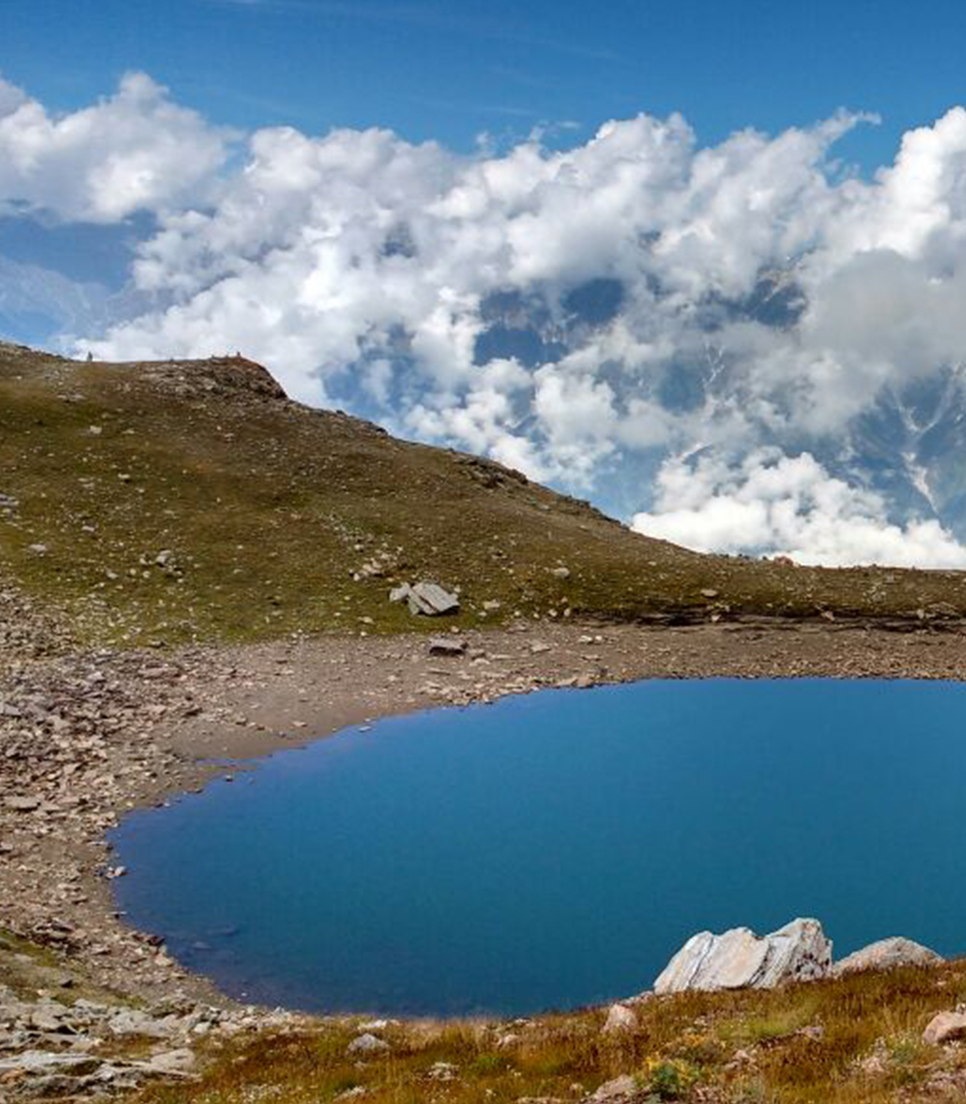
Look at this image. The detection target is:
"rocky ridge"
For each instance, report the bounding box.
[651,919,945,995]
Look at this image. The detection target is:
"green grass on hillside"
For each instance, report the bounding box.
[2,342,966,647]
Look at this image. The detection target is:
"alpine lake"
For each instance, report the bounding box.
[109,678,966,1017]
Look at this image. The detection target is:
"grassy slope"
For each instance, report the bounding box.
[2,341,966,648]
[134,960,966,1104]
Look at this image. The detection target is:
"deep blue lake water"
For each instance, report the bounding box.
[110,679,966,1017]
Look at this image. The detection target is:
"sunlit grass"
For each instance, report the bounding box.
[128,962,966,1104]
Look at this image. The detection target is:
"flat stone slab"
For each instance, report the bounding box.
[0,1050,103,1075]
[409,582,459,616]
[389,581,460,616]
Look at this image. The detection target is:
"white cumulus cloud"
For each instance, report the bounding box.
[632,450,966,568]
[0,71,231,222]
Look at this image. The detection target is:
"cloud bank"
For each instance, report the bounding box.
[632,450,966,568]
[5,72,966,566]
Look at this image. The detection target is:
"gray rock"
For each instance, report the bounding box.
[428,637,466,657]
[142,1047,197,1075]
[346,1032,390,1055]
[587,1074,639,1101]
[390,581,459,615]
[96,1065,145,1091]
[28,1009,69,1034]
[0,1050,102,1075]
[923,1011,966,1046]
[20,1072,89,1097]
[427,1060,459,1081]
[832,936,942,976]
[108,1007,178,1038]
[654,918,832,993]
[601,1003,637,1034]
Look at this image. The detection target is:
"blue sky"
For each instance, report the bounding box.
[5,0,966,169]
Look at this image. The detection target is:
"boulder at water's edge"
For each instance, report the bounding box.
[654,918,832,994]
[832,936,943,976]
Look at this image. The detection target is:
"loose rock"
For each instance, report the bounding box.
[601,1003,637,1034]
[4,796,41,812]
[347,1032,390,1055]
[586,1074,638,1101]
[390,581,460,616]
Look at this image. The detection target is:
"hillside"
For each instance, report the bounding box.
[3,341,966,649]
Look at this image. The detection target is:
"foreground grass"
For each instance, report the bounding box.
[135,963,966,1104]
[4,342,966,648]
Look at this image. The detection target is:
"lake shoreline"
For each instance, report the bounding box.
[5,618,966,1011]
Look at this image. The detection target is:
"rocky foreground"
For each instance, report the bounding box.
[0,935,301,1101]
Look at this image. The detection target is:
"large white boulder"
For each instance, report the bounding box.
[654,918,832,994]
[346,1032,390,1056]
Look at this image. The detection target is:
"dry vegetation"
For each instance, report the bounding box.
[129,961,966,1104]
